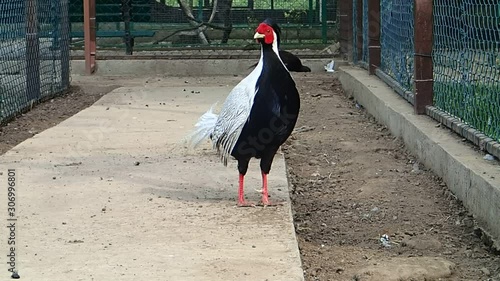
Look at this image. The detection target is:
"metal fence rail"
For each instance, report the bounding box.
[433,0,500,142]
[69,0,338,54]
[379,0,414,96]
[0,0,70,124]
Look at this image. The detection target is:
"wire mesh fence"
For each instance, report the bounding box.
[361,0,368,65]
[379,0,414,96]
[433,0,500,142]
[0,0,70,124]
[69,0,339,54]
[349,0,500,149]
[352,0,358,62]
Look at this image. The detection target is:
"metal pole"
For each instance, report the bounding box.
[368,0,381,74]
[198,0,203,21]
[26,0,40,101]
[122,0,133,55]
[84,0,96,74]
[61,0,70,88]
[413,0,434,114]
[308,0,313,26]
[321,0,327,43]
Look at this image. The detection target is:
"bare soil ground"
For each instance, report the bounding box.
[1,73,499,281]
[284,75,500,280]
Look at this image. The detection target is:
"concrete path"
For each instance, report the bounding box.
[0,79,304,280]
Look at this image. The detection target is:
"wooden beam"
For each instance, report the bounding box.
[413,0,434,114]
[84,0,96,74]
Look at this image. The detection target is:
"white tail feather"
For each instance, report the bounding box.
[187,104,218,149]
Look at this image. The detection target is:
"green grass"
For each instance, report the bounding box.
[434,80,500,141]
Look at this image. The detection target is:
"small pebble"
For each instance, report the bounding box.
[480,267,491,276]
[308,159,319,166]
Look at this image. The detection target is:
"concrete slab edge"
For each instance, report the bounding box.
[337,66,500,251]
[69,59,347,76]
[426,106,500,161]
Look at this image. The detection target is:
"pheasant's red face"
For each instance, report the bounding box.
[254,23,274,45]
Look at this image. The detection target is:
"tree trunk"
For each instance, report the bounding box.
[177,0,209,44]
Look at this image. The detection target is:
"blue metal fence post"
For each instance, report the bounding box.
[198,0,203,21]
[321,0,327,43]
[368,0,380,74]
[308,0,313,26]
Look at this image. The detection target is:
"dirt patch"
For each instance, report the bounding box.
[284,75,500,280]
[0,84,118,155]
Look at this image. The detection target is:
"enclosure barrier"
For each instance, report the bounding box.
[73,0,338,63]
[0,0,71,124]
[341,0,500,160]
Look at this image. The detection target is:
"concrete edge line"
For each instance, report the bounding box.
[279,151,306,281]
[337,66,500,251]
[69,59,348,76]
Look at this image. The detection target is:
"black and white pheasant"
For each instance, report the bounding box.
[188,19,300,207]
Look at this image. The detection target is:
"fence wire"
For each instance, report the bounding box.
[69,0,338,53]
[379,0,414,95]
[0,0,70,123]
[433,0,500,142]
[352,0,358,62]
[361,0,368,64]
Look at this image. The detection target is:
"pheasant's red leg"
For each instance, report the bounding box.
[261,172,270,205]
[260,172,285,206]
[237,174,255,207]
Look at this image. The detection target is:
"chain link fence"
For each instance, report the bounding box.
[361,0,368,65]
[350,0,499,145]
[379,0,414,96]
[0,0,70,124]
[69,0,339,55]
[433,0,500,142]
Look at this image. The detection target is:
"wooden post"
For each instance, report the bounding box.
[413,0,434,114]
[368,0,381,74]
[26,0,40,101]
[84,0,96,74]
[338,0,353,58]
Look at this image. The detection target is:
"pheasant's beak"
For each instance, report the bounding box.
[253,32,265,39]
